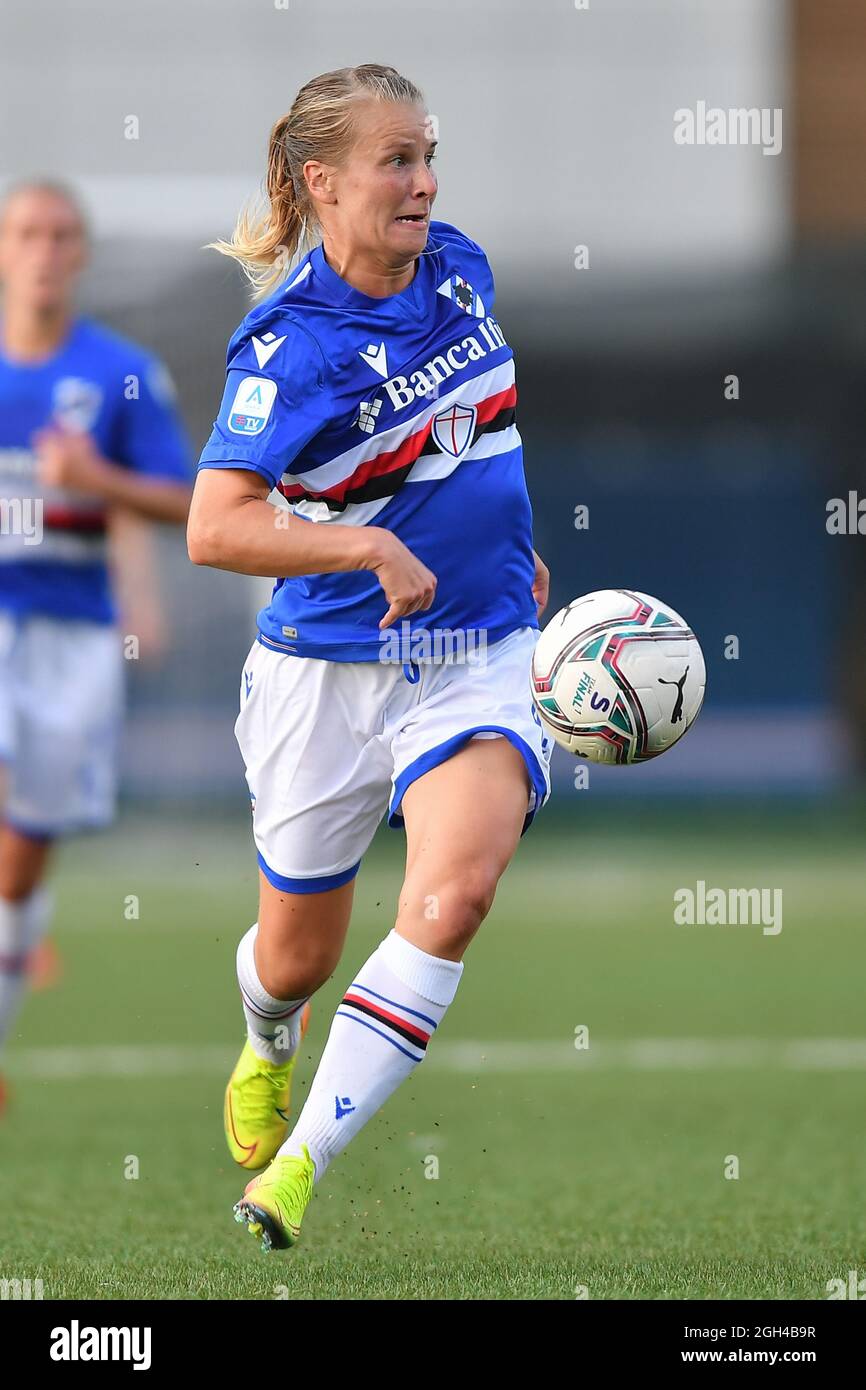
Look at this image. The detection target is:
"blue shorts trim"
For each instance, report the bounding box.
[387,724,549,835]
[256,851,361,895]
[2,815,60,844]
[2,811,111,839]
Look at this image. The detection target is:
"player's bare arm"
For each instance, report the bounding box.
[33,423,190,523]
[187,465,437,626]
[108,510,170,662]
[531,548,549,617]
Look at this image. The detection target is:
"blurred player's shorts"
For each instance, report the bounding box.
[236,623,552,893]
[0,611,124,838]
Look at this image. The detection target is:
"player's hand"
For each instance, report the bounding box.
[33,426,113,496]
[365,529,437,630]
[532,549,550,618]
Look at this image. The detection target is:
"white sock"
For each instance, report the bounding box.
[0,888,53,1053]
[278,929,463,1178]
[236,924,308,1065]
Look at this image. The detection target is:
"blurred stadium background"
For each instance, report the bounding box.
[5,0,864,802]
[1,0,865,1298]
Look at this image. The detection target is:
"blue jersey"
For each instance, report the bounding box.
[0,318,191,623]
[199,221,538,660]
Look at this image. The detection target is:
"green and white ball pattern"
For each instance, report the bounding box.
[531,589,706,764]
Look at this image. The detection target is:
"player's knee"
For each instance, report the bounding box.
[462,865,500,924]
[0,864,29,901]
[0,837,50,901]
[256,936,339,1001]
[0,876,34,904]
[404,864,500,953]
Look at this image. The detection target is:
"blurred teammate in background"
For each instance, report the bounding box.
[0,181,192,1107]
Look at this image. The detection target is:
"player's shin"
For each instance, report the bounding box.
[276,928,463,1178]
[236,923,308,1062]
[0,887,52,1053]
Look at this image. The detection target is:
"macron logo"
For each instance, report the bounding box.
[252,332,286,370]
[358,341,389,379]
[334,1095,356,1120]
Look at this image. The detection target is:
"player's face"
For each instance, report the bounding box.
[0,189,86,313]
[332,100,438,262]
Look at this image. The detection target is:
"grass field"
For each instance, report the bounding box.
[1,800,864,1300]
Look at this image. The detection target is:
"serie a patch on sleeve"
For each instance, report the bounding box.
[228,376,278,436]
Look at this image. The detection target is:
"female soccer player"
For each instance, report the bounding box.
[190,63,553,1251]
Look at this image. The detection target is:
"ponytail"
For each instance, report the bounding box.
[208,64,424,301]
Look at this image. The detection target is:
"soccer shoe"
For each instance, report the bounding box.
[223,1003,311,1170]
[232,1145,315,1253]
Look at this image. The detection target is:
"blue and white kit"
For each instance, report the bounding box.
[0,319,191,835]
[199,222,552,888]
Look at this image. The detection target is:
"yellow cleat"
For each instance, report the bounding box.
[233,1145,316,1253]
[223,1003,310,1170]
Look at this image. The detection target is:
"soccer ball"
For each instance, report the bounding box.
[530,589,706,764]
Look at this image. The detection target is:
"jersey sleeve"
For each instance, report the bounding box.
[197,315,329,492]
[113,353,193,482]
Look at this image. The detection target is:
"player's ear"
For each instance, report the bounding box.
[303,160,337,208]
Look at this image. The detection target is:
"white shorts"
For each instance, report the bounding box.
[235,624,552,892]
[0,611,124,838]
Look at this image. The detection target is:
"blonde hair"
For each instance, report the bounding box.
[210,64,425,300]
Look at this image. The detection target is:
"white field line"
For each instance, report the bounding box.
[6,1038,866,1081]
